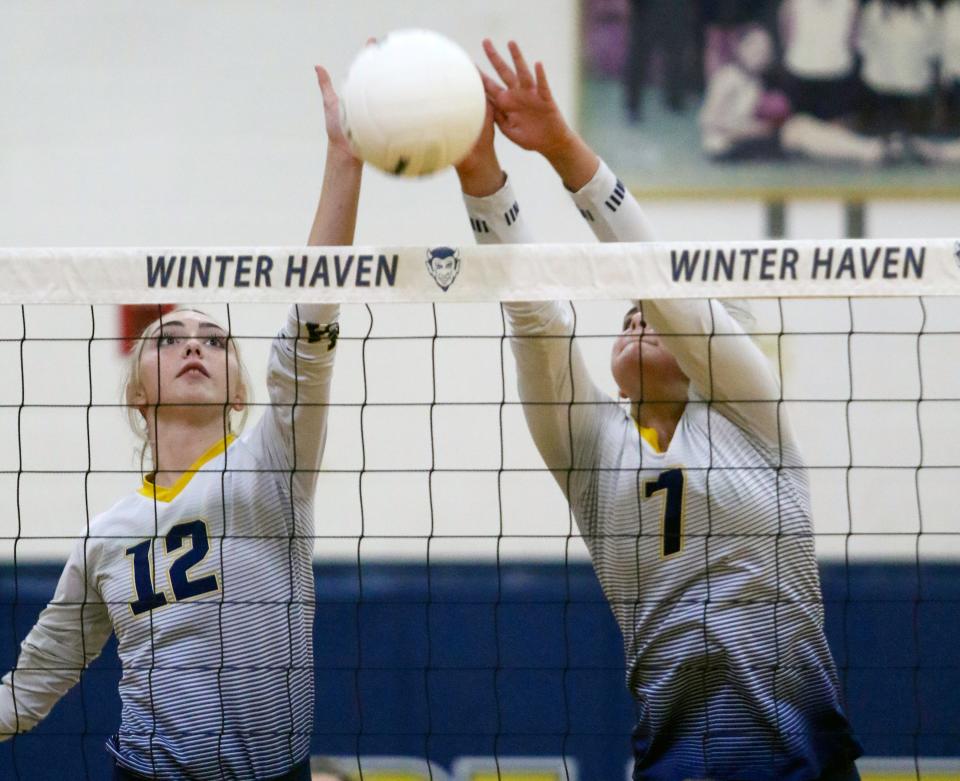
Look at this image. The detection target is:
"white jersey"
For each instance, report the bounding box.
[942,0,960,82]
[462,163,860,780]
[858,0,939,95]
[781,0,858,79]
[0,304,339,780]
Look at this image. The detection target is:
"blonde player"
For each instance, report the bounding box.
[0,65,362,781]
[455,39,863,781]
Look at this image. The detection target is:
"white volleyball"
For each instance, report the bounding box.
[340,29,486,177]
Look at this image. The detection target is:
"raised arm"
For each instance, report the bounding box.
[455,97,610,496]
[570,162,783,447]
[251,64,363,495]
[0,539,112,740]
[563,151,782,445]
[483,40,785,449]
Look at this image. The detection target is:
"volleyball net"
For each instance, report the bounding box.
[1,239,959,780]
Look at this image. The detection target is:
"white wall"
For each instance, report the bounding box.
[1,0,958,564]
[0,0,587,248]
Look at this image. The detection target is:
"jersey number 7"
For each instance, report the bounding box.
[643,468,686,558]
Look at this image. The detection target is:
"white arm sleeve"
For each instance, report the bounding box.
[461,173,536,246]
[569,160,787,449]
[462,176,613,499]
[0,540,112,740]
[568,159,656,243]
[246,304,339,498]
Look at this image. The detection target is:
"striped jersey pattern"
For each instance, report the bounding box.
[106,325,331,779]
[0,314,335,780]
[462,163,860,780]
[568,386,856,780]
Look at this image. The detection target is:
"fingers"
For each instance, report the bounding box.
[488,94,508,128]
[535,61,553,102]
[314,65,328,88]
[508,40,535,89]
[314,65,332,95]
[479,69,504,100]
[483,38,517,88]
[314,65,338,110]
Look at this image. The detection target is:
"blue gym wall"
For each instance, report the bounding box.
[1,561,958,779]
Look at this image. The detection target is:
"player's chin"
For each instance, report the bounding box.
[612,342,653,375]
[612,338,639,365]
[163,389,230,412]
[611,357,640,395]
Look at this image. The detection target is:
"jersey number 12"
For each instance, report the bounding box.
[126,520,220,615]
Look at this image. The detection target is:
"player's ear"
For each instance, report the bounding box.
[231,385,246,412]
[127,381,147,410]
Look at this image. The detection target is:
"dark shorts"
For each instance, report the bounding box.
[630,760,860,781]
[943,81,960,130]
[112,755,311,781]
[786,74,857,121]
[858,84,935,135]
[710,136,785,162]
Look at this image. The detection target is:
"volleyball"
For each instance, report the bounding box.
[340,29,486,177]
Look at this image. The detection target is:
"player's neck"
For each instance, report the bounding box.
[147,415,230,487]
[633,401,686,451]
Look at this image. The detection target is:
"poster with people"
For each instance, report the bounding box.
[580,0,960,196]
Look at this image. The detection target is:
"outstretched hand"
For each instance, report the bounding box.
[453,87,507,196]
[481,39,598,190]
[314,65,358,161]
[481,39,573,159]
[308,51,367,247]
[314,66,351,157]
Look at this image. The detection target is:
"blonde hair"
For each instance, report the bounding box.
[122,308,252,472]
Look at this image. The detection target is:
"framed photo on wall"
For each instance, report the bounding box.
[578,0,960,198]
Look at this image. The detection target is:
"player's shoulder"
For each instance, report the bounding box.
[232,422,273,465]
[592,402,640,462]
[87,491,149,537]
[679,397,758,449]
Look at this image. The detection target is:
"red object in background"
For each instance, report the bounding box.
[119,304,176,354]
[756,90,793,126]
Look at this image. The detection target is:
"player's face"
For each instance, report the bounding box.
[611,306,688,401]
[135,311,244,421]
[738,29,774,74]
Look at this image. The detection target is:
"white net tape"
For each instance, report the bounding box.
[2,239,958,304]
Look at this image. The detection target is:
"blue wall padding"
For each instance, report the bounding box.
[1,562,957,779]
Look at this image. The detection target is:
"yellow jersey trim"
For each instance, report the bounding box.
[139,435,236,503]
[636,423,663,454]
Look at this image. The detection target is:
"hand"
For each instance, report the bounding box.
[454,89,506,197]
[482,39,598,190]
[481,39,572,159]
[314,65,357,162]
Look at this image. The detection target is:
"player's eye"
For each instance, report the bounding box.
[205,335,227,349]
[155,334,182,347]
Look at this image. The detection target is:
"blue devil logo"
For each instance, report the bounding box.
[425,246,461,291]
